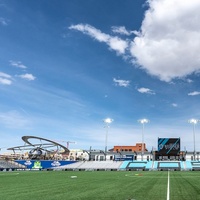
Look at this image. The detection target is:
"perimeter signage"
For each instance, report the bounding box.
[158,138,180,155]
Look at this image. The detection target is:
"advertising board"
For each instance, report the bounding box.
[158,138,180,155]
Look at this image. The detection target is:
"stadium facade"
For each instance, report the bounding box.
[0,136,200,171]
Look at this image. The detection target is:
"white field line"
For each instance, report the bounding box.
[0,173,19,175]
[167,170,170,200]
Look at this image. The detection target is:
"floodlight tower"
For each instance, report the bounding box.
[138,118,149,161]
[188,119,199,160]
[103,118,113,154]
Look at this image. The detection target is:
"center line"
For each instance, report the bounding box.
[167,170,170,200]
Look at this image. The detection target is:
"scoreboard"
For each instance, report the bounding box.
[158,138,180,155]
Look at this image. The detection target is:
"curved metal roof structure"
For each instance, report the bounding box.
[7,136,69,154]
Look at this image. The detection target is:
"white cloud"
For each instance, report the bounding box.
[9,60,27,69]
[0,72,11,79]
[69,1,200,82]
[69,24,128,55]
[130,0,200,82]
[0,17,8,25]
[113,78,130,87]
[0,72,12,85]
[108,37,128,55]
[69,24,109,42]
[18,73,36,81]
[111,26,133,36]
[188,91,200,96]
[137,87,155,94]
[0,110,30,129]
[186,79,193,83]
[0,77,12,85]
[172,103,178,107]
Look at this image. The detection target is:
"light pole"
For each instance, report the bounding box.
[103,118,113,156]
[138,118,149,161]
[188,119,199,160]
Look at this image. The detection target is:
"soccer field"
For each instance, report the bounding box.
[0,171,200,200]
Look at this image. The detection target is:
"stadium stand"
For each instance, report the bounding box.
[126,161,147,170]
[191,161,200,171]
[119,161,130,170]
[180,161,185,170]
[185,161,193,170]
[119,161,153,171]
[0,159,26,170]
[54,160,196,171]
[157,161,181,170]
[152,161,158,170]
[54,161,85,170]
[54,161,123,171]
[1,159,199,171]
[145,161,153,170]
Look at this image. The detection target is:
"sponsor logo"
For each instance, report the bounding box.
[51,161,61,167]
[32,161,42,169]
[24,160,32,165]
[159,143,179,150]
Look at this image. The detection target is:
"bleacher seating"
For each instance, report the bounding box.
[119,161,152,170]
[191,161,200,170]
[157,161,181,170]
[126,161,147,170]
[55,161,123,170]
[55,160,196,171]
[153,161,158,170]
[185,161,193,170]
[159,162,179,168]
[119,161,130,169]
[128,162,146,168]
[54,161,84,169]
[2,159,198,171]
[0,160,25,169]
[180,161,185,169]
[146,161,153,170]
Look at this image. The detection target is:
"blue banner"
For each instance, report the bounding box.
[15,160,77,169]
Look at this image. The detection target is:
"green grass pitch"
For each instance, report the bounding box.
[0,171,200,200]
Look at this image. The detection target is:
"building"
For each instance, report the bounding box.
[113,143,148,152]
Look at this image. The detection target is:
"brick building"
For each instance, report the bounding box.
[113,143,148,152]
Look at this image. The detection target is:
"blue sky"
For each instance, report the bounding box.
[0,0,200,153]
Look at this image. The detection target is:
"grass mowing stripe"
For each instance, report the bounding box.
[170,171,200,200]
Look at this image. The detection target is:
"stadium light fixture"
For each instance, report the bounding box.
[138,118,149,161]
[188,118,199,160]
[103,118,113,155]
